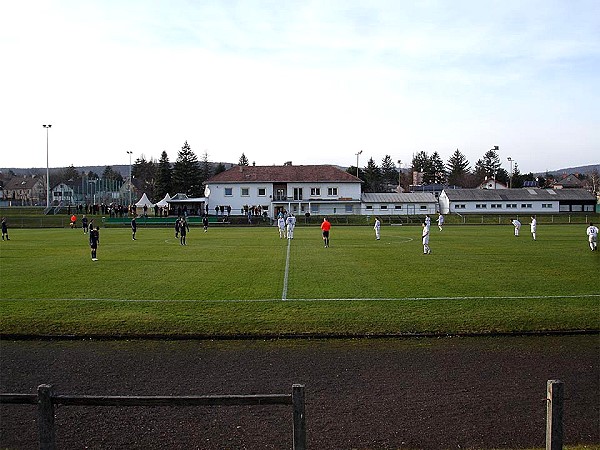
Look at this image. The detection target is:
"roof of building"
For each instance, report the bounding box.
[4,176,44,190]
[442,188,595,201]
[206,165,361,183]
[552,174,584,188]
[362,192,438,203]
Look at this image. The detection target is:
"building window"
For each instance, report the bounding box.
[380,205,388,210]
[395,205,402,209]
[420,205,427,210]
[224,188,233,196]
[491,204,501,208]
[241,188,249,196]
[311,204,319,213]
[521,203,532,208]
[310,188,321,196]
[293,187,303,200]
[327,187,338,196]
[366,205,373,210]
[542,203,552,208]
[506,204,517,208]
[345,204,353,213]
[584,205,594,212]
[476,204,487,209]
[455,204,466,209]
[258,188,266,196]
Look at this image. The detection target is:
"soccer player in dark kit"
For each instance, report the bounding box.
[131,216,137,240]
[90,226,100,261]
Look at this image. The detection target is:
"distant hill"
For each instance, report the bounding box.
[541,164,599,176]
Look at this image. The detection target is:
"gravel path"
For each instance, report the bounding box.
[1,335,598,449]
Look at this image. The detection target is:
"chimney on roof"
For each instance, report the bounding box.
[239,165,243,172]
[252,161,255,166]
[284,161,292,166]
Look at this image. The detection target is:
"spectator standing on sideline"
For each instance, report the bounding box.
[82,215,89,234]
[437,214,444,231]
[321,217,331,248]
[511,219,521,237]
[90,226,100,261]
[586,222,598,251]
[422,222,431,254]
[530,216,537,240]
[179,218,190,245]
[374,217,381,240]
[1,217,9,241]
[131,216,137,240]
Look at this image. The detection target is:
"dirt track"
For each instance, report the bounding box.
[1,335,598,449]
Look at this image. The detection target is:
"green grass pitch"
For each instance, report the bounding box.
[0,223,598,337]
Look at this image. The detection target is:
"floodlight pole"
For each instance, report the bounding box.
[43,124,52,208]
[126,150,133,208]
[507,157,513,188]
[355,150,363,178]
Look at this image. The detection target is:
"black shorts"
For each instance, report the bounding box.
[322,231,329,238]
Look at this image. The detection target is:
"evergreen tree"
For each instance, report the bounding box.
[59,165,82,185]
[102,166,124,183]
[446,149,471,186]
[346,166,364,179]
[430,152,446,184]
[155,151,172,199]
[239,153,249,166]
[362,157,383,192]
[132,155,157,200]
[474,147,501,182]
[198,151,213,196]
[380,155,399,190]
[214,163,227,175]
[511,163,524,188]
[172,141,201,197]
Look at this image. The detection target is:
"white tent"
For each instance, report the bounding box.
[155,193,171,207]
[135,193,154,215]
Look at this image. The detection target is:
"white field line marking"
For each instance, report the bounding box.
[4,294,599,303]
[282,237,292,301]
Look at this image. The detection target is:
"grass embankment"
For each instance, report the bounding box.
[0,225,598,337]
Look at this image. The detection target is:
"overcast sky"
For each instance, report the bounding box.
[1,0,598,174]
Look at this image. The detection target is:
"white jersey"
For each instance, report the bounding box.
[437,215,444,225]
[587,225,599,238]
[425,216,431,226]
[277,217,285,230]
[530,218,537,232]
[374,219,380,230]
[512,220,521,228]
[286,215,296,228]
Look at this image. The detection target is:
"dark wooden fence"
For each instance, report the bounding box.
[2,380,566,449]
[0,383,306,450]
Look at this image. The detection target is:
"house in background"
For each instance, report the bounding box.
[361,193,438,216]
[3,175,46,205]
[439,188,596,215]
[552,174,584,189]
[478,179,508,190]
[51,183,76,205]
[205,164,362,219]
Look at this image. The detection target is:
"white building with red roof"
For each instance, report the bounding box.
[205,164,362,219]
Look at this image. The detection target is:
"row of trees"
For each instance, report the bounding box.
[348,147,542,192]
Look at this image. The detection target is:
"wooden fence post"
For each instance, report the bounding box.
[292,384,306,450]
[37,384,56,450]
[546,379,564,450]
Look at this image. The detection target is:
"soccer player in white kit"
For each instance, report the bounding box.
[286,214,296,239]
[374,217,381,240]
[530,216,537,240]
[511,219,521,237]
[277,216,286,239]
[422,222,431,254]
[437,214,444,231]
[586,222,598,251]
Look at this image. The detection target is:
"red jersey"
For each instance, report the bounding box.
[321,220,331,231]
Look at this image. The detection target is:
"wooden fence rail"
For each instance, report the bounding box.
[0,383,306,450]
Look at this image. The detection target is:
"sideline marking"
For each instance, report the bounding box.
[4,294,599,304]
[281,237,291,300]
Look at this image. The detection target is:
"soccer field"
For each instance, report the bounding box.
[0,223,598,337]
